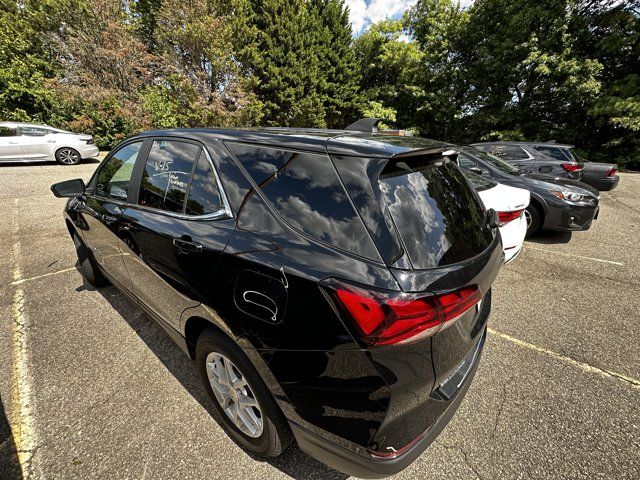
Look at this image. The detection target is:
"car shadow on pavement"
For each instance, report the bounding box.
[95,284,348,480]
[526,230,573,244]
[0,394,24,480]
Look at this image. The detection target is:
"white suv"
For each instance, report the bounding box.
[0,122,99,165]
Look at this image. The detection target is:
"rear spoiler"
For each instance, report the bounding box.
[381,148,459,175]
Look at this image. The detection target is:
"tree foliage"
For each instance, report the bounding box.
[0,0,638,169]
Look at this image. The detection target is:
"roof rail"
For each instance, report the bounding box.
[345,118,380,133]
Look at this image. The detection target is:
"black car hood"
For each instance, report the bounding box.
[524,174,599,197]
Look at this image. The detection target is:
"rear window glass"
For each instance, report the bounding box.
[227,143,380,260]
[138,140,200,213]
[378,156,491,269]
[185,152,223,215]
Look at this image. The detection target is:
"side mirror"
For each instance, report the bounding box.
[51,178,85,198]
[487,208,499,229]
[469,166,485,176]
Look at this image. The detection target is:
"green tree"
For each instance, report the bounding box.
[310,0,362,128]
[241,0,326,127]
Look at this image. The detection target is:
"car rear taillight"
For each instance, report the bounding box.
[325,281,482,346]
[562,163,583,172]
[606,167,618,177]
[497,210,523,226]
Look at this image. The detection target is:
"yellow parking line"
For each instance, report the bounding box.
[10,266,77,286]
[488,328,640,388]
[10,241,38,479]
[526,246,624,266]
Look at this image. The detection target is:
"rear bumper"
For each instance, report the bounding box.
[78,144,100,159]
[543,202,599,232]
[583,176,619,191]
[291,332,486,478]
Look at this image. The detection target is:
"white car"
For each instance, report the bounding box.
[466,172,530,263]
[0,122,99,165]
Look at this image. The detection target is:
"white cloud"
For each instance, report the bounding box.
[345,0,418,34]
[345,0,476,34]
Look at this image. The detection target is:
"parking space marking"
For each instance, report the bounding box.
[10,241,38,479]
[10,266,77,286]
[526,246,624,266]
[488,328,640,388]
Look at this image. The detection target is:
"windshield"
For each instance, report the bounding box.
[466,147,519,174]
[464,171,497,191]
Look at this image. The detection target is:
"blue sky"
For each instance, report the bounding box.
[345,0,475,34]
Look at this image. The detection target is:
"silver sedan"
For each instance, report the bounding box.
[0,122,100,165]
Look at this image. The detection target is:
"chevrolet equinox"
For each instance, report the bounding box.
[52,121,503,478]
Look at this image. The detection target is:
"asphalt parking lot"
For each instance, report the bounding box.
[1,161,639,480]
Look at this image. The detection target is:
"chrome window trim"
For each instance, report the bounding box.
[92,143,233,222]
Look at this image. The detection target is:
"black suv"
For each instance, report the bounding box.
[52,124,503,478]
[472,141,584,180]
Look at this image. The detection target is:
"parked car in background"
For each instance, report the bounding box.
[52,125,503,478]
[0,122,98,165]
[527,142,619,191]
[472,141,583,181]
[465,172,529,263]
[457,146,600,237]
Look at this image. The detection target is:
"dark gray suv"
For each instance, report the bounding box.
[472,141,583,181]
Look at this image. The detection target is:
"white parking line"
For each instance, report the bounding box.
[10,266,77,286]
[526,246,624,266]
[488,328,640,388]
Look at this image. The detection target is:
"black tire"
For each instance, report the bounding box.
[525,204,541,237]
[195,328,291,457]
[73,233,109,287]
[55,147,82,165]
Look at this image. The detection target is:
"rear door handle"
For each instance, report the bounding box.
[173,238,203,254]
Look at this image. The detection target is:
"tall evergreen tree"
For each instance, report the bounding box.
[241,0,325,127]
[310,0,362,128]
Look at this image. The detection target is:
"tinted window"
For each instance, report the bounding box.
[379,156,491,269]
[95,142,142,200]
[0,126,17,137]
[185,152,223,215]
[487,145,529,161]
[464,171,496,191]
[20,126,49,136]
[465,148,519,174]
[227,144,380,260]
[138,140,200,213]
[533,145,572,161]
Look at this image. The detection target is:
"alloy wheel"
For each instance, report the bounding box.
[524,209,532,228]
[206,352,263,438]
[57,148,80,164]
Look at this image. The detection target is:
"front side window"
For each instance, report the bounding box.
[94,142,142,201]
[466,148,519,174]
[0,126,17,137]
[138,140,200,213]
[227,143,379,260]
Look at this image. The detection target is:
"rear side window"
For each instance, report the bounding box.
[487,145,529,161]
[19,127,49,136]
[185,152,223,215]
[138,140,200,213]
[94,142,142,200]
[378,155,491,269]
[227,143,380,260]
[533,146,572,161]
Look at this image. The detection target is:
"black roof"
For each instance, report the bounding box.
[134,127,451,158]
